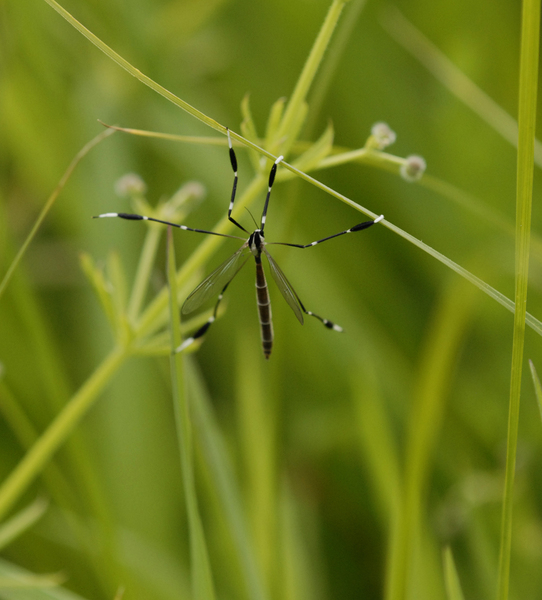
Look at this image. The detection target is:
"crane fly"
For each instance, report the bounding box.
[95,129,384,359]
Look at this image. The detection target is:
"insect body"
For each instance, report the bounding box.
[95,130,384,358]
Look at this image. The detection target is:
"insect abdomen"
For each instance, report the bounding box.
[255,260,273,359]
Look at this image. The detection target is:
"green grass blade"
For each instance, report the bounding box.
[275,0,348,145]
[0,346,127,522]
[496,0,540,598]
[236,335,278,591]
[0,497,48,551]
[186,359,269,600]
[166,228,215,600]
[443,547,466,600]
[528,360,542,423]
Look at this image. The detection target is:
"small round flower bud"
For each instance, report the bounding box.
[115,173,147,198]
[370,122,397,150]
[168,181,206,215]
[400,155,426,182]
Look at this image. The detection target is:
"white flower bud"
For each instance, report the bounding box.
[370,122,397,149]
[115,173,147,197]
[400,155,426,182]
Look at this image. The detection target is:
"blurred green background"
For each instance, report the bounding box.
[1,0,541,599]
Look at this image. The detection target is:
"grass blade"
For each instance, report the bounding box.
[166,228,215,600]
[186,359,269,600]
[528,360,542,423]
[496,0,540,598]
[443,547,466,600]
[0,346,127,522]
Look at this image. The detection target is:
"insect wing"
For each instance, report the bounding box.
[182,244,250,314]
[264,248,304,325]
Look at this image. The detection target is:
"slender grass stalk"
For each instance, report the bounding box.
[443,547,466,600]
[0,345,127,522]
[0,497,48,551]
[127,224,163,321]
[236,334,277,591]
[167,229,215,600]
[187,359,269,600]
[304,0,368,136]
[528,361,542,422]
[0,129,114,300]
[496,1,540,598]
[274,0,347,147]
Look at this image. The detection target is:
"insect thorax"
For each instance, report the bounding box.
[249,230,265,257]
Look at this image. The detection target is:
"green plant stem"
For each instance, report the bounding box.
[275,0,347,144]
[127,224,163,321]
[167,229,215,600]
[443,547,466,600]
[496,0,540,597]
[529,361,542,422]
[0,345,127,522]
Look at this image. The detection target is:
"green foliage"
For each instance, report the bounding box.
[0,1,541,599]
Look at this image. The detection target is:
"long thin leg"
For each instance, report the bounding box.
[299,300,344,332]
[93,212,245,240]
[175,280,231,353]
[226,129,250,234]
[260,155,284,234]
[269,214,384,249]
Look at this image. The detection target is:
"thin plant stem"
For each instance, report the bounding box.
[167,229,215,600]
[0,345,128,522]
[127,224,163,321]
[496,0,540,597]
[275,0,348,144]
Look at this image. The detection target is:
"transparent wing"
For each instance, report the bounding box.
[182,244,250,314]
[263,248,304,325]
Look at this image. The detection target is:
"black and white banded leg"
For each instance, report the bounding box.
[271,214,384,250]
[175,281,231,353]
[93,212,246,241]
[226,129,249,234]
